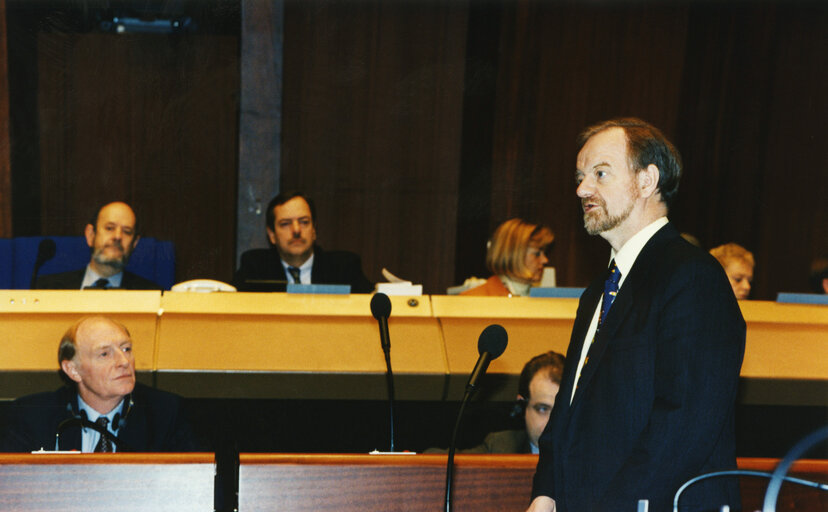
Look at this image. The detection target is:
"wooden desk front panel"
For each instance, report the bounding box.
[0,291,161,371]
[238,453,536,512]
[0,453,215,512]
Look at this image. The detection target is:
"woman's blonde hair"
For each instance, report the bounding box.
[486,218,554,282]
[709,243,754,269]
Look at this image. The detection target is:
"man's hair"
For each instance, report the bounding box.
[265,192,317,231]
[486,218,554,282]
[88,201,141,236]
[709,243,755,270]
[577,117,683,209]
[517,350,565,400]
[808,257,828,293]
[58,316,131,385]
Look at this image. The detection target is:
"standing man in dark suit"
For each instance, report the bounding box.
[34,201,161,290]
[233,192,374,293]
[528,118,746,512]
[1,316,197,452]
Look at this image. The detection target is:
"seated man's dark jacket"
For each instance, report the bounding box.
[426,429,532,454]
[232,244,374,293]
[34,268,162,290]
[0,383,198,452]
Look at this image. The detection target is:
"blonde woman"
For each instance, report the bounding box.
[463,218,554,297]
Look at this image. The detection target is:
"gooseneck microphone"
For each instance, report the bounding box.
[30,238,57,288]
[370,292,396,452]
[55,407,129,451]
[444,324,508,512]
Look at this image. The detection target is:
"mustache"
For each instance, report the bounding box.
[582,197,606,210]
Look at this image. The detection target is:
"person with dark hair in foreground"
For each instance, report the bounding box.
[1,316,197,452]
[232,192,373,293]
[426,350,565,454]
[528,118,745,512]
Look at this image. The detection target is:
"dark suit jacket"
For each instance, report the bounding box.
[0,383,199,452]
[465,429,533,454]
[34,268,162,290]
[425,429,533,455]
[533,223,746,512]
[232,245,374,293]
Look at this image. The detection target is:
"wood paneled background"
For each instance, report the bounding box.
[3,0,826,298]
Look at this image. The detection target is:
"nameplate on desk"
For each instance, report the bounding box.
[775,292,828,305]
[287,283,351,295]
[529,287,586,298]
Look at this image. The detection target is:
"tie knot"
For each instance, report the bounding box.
[87,278,110,289]
[95,416,109,429]
[287,266,301,283]
[607,260,621,285]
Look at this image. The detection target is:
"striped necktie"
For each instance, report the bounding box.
[93,417,113,453]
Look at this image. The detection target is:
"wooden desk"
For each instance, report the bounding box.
[0,290,161,397]
[0,291,824,405]
[737,458,828,512]
[0,453,215,511]
[155,292,445,399]
[238,453,536,512]
[237,454,828,512]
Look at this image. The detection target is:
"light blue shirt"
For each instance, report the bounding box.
[81,265,124,289]
[77,395,123,452]
[281,253,314,284]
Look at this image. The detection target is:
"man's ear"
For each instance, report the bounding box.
[84,224,96,248]
[266,227,277,246]
[131,234,140,250]
[61,360,82,384]
[638,164,660,199]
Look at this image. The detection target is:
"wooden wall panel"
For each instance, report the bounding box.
[281,0,469,293]
[0,0,10,237]
[36,32,239,283]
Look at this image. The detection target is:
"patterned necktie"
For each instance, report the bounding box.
[599,260,622,326]
[576,260,623,389]
[93,417,112,453]
[287,266,301,284]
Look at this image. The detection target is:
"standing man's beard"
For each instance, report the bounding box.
[582,181,639,235]
[583,198,635,235]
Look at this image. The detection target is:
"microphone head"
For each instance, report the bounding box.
[478,324,508,359]
[370,292,392,320]
[36,238,57,264]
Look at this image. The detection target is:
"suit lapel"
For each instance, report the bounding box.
[568,224,677,407]
[561,279,603,408]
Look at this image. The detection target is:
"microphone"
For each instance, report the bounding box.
[55,402,130,451]
[370,292,392,352]
[465,324,508,393]
[30,238,57,288]
[445,324,508,512]
[370,292,396,451]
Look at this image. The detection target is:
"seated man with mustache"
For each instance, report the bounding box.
[233,192,374,293]
[34,201,161,290]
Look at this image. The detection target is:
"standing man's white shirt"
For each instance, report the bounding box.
[570,216,669,403]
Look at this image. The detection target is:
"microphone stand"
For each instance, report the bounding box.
[444,388,473,512]
[382,339,396,452]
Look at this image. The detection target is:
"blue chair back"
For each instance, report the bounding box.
[6,236,175,290]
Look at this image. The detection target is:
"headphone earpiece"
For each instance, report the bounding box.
[510,398,528,418]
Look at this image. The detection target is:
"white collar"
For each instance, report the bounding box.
[610,217,668,287]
